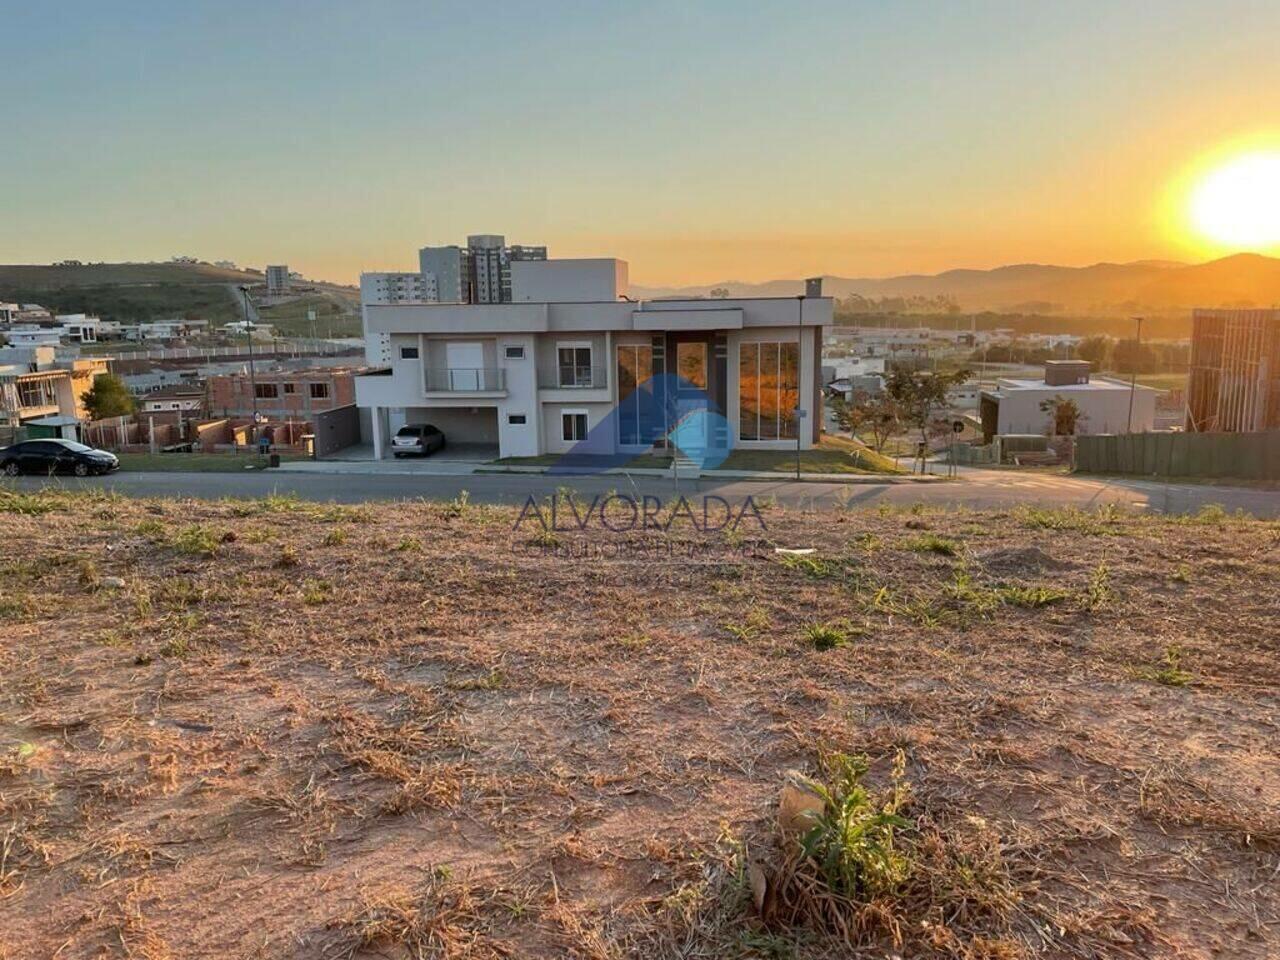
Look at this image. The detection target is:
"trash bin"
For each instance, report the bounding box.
[268,453,281,468]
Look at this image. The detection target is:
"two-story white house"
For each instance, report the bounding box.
[354,259,832,461]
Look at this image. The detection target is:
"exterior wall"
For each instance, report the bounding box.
[995,384,1156,435]
[210,370,357,418]
[510,259,628,303]
[541,402,613,454]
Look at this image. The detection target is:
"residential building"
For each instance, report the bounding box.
[418,234,547,305]
[0,303,18,324]
[979,361,1157,441]
[354,258,831,460]
[360,272,441,364]
[3,327,62,349]
[1186,308,1280,432]
[56,314,101,343]
[138,384,207,419]
[0,350,108,434]
[265,265,290,296]
[209,367,360,418]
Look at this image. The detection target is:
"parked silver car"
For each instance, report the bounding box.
[391,423,446,458]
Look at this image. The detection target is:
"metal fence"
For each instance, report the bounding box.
[87,338,360,364]
[1076,430,1280,482]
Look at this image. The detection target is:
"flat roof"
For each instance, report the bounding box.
[997,376,1159,392]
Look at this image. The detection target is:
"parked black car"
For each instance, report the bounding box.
[391,424,446,458]
[0,439,120,477]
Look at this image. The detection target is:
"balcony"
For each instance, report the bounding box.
[423,367,505,393]
[538,365,608,390]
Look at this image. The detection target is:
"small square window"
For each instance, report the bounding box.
[562,412,587,441]
[504,345,525,360]
[400,345,420,360]
[283,382,296,394]
[508,413,527,425]
[254,383,279,399]
[310,383,330,400]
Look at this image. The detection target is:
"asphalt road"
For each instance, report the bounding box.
[5,468,1276,517]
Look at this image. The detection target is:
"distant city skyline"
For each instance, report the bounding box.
[3,1,1279,286]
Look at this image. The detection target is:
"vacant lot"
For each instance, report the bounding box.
[1,490,1277,959]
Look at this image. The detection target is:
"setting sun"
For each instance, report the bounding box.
[1188,151,1280,250]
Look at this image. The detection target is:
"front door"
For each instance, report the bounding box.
[445,342,485,390]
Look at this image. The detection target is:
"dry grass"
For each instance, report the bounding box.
[0,490,1277,958]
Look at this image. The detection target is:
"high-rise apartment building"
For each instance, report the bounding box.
[359,272,441,364]
[418,235,546,305]
[1186,308,1280,432]
[265,265,290,296]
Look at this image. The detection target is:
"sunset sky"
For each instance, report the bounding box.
[4,1,1279,286]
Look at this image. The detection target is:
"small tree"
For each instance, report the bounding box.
[709,287,730,299]
[1039,394,1083,436]
[885,367,971,448]
[82,373,136,420]
[831,389,900,452]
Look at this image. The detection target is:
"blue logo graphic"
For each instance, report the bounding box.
[548,373,731,475]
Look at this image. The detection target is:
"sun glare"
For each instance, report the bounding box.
[1188,151,1280,250]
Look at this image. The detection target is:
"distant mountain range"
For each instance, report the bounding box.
[631,253,1280,315]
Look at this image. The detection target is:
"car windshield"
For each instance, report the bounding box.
[53,440,94,452]
[396,426,422,435]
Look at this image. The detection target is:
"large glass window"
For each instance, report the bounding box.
[616,344,654,446]
[558,346,593,387]
[738,341,799,441]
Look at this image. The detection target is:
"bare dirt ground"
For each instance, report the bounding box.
[1,489,1277,959]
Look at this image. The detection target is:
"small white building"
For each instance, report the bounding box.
[4,327,62,349]
[355,258,831,461]
[56,314,101,343]
[980,361,1158,440]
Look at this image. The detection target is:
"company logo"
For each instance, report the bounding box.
[547,372,731,474]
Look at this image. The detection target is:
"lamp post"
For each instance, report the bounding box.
[1126,316,1143,433]
[239,285,260,425]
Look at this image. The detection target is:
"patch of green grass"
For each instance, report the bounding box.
[302,579,331,605]
[904,533,961,557]
[723,607,772,642]
[1082,562,1114,610]
[322,528,349,547]
[997,584,1071,608]
[173,525,220,556]
[1131,645,1193,687]
[0,490,65,515]
[805,622,859,651]
[447,669,505,691]
[718,435,905,475]
[1170,563,1192,583]
[229,493,370,523]
[1014,504,1124,536]
[777,553,838,578]
[394,537,422,553]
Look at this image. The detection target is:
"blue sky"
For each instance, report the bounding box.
[3,0,1279,283]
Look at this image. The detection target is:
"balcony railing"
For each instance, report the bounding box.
[539,365,608,389]
[424,367,506,392]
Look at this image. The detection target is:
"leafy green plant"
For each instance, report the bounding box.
[805,622,857,651]
[723,607,772,642]
[323,528,349,547]
[778,554,833,578]
[998,584,1070,608]
[792,752,912,900]
[1082,562,1114,609]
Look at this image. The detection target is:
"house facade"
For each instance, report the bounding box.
[354,259,831,460]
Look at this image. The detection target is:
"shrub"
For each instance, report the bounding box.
[805,622,856,651]
[905,534,961,557]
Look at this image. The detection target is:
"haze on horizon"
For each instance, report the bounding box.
[3,1,1279,287]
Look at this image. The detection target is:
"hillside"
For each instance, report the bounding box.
[633,253,1280,316]
[1,490,1277,958]
[0,262,357,327]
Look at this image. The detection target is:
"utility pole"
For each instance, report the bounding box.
[1127,315,1143,433]
[240,285,260,425]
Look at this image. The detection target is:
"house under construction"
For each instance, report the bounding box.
[1186,308,1280,432]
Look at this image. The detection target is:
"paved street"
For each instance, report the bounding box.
[5,468,1275,516]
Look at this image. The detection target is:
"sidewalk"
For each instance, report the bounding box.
[275,457,946,484]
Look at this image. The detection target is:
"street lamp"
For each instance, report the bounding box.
[1126,315,1143,433]
[239,285,260,425]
